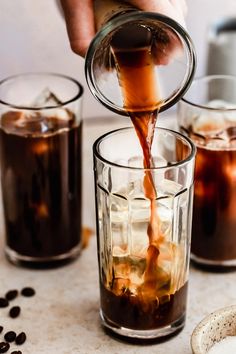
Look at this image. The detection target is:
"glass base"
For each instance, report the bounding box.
[100,310,185,341]
[191,253,236,272]
[5,243,82,269]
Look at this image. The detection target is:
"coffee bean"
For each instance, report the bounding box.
[21,287,35,297]
[15,332,26,345]
[5,291,18,302]
[9,306,21,319]
[0,342,10,353]
[4,332,16,343]
[11,351,22,354]
[0,298,8,308]
[0,326,3,334]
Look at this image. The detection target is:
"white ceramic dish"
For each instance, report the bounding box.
[191,305,236,354]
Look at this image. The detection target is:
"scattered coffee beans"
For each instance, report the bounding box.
[0,299,8,308]
[9,307,21,319]
[5,291,18,302]
[15,332,26,346]
[4,331,16,343]
[0,342,10,353]
[21,287,35,297]
[0,286,36,352]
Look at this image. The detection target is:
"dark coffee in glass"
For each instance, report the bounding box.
[0,74,83,267]
[178,75,236,270]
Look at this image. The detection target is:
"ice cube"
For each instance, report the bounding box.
[128,156,143,168]
[202,126,236,149]
[189,130,206,146]
[32,88,74,122]
[225,113,236,125]
[152,156,168,167]
[192,113,226,136]
[112,278,131,295]
[1,110,48,135]
[208,100,236,126]
[15,112,49,134]
[1,91,75,136]
[32,88,62,107]
[223,126,236,141]
[190,99,236,140]
[1,111,24,133]
[157,178,182,197]
[205,137,229,149]
[156,201,172,237]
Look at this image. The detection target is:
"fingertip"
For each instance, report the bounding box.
[70,39,91,58]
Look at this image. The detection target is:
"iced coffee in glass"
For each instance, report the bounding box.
[178,75,236,269]
[93,127,195,339]
[0,73,83,267]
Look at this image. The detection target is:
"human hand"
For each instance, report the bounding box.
[60,0,187,57]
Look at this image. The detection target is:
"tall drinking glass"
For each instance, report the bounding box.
[93,127,195,340]
[0,73,83,267]
[178,75,236,270]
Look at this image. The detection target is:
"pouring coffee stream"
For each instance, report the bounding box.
[86,1,196,328]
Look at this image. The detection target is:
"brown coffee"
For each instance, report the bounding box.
[100,282,187,330]
[183,124,236,263]
[0,111,82,262]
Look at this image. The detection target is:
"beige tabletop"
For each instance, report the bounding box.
[0,113,235,354]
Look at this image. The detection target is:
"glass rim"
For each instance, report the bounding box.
[0,72,84,111]
[85,11,196,115]
[181,74,236,111]
[93,126,196,170]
